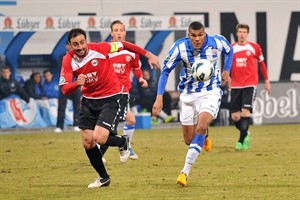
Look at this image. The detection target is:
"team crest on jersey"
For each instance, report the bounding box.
[91,59,98,66]
[126,56,131,62]
[246,50,251,56]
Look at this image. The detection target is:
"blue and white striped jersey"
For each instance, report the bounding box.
[157,34,233,94]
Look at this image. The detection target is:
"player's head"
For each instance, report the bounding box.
[1,66,11,80]
[67,28,88,57]
[188,21,206,50]
[110,20,126,42]
[236,23,249,44]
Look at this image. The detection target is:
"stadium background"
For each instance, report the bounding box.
[0,0,299,125]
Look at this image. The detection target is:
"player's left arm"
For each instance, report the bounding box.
[256,45,271,94]
[219,35,234,89]
[132,54,148,88]
[108,41,160,69]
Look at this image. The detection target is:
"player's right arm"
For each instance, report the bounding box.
[152,44,181,117]
[59,54,83,96]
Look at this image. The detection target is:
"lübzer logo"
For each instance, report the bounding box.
[91,59,98,66]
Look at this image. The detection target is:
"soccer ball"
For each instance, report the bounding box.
[191,59,214,82]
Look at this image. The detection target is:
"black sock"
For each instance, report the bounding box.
[85,146,109,178]
[104,135,125,148]
[238,117,250,143]
[100,145,109,155]
[233,120,241,131]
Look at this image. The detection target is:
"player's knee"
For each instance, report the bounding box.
[94,136,107,145]
[82,138,94,149]
[241,109,251,117]
[231,113,240,122]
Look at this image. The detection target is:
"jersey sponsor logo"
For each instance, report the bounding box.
[85,71,98,83]
[236,58,247,67]
[91,59,98,66]
[113,63,126,74]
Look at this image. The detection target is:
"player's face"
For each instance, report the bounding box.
[111,23,126,42]
[236,28,249,44]
[188,27,206,50]
[69,34,88,57]
[1,69,11,80]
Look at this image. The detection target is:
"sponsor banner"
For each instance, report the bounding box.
[0,15,204,32]
[0,95,47,128]
[253,82,300,125]
[0,96,75,129]
[36,98,73,127]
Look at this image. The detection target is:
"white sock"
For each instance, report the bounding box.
[123,123,135,148]
[181,134,205,176]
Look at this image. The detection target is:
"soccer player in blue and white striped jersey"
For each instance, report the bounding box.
[152,21,233,186]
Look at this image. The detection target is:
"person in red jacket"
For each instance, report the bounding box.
[230,23,271,150]
[59,28,159,189]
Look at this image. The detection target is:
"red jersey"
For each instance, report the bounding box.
[231,41,269,88]
[59,42,123,99]
[109,50,142,93]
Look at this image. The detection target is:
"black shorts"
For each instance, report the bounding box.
[79,95,121,134]
[229,87,257,113]
[119,94,130,122]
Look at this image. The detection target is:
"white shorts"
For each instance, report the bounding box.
[179,89,222,125]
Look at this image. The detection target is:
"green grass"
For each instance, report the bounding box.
[0,124,299,200]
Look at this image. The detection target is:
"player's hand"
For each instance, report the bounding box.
[152,95,163,118]
[77,74,87,86]
[265,80,271,94]
[139,77,148,88]
[145,51,160,70]
[221,71,231,90]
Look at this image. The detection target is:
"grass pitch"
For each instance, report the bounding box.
[0,124,299,200]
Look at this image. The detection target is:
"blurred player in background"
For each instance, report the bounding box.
[99,20,149,161]
[152,21,233,186]
[59,28,159,189]
[230,23,271,150]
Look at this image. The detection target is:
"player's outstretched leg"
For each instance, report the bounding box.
[177,133,206,186]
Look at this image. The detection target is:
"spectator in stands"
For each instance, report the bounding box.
[0,66,30,103]
[136,69,175,123]
[23,72,45,99]
[54,42,81,133]
[42,69,59,98]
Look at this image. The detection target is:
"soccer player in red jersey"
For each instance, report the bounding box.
[230,23,271,150]
[99,20,149,161]
[59,28,159,188]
